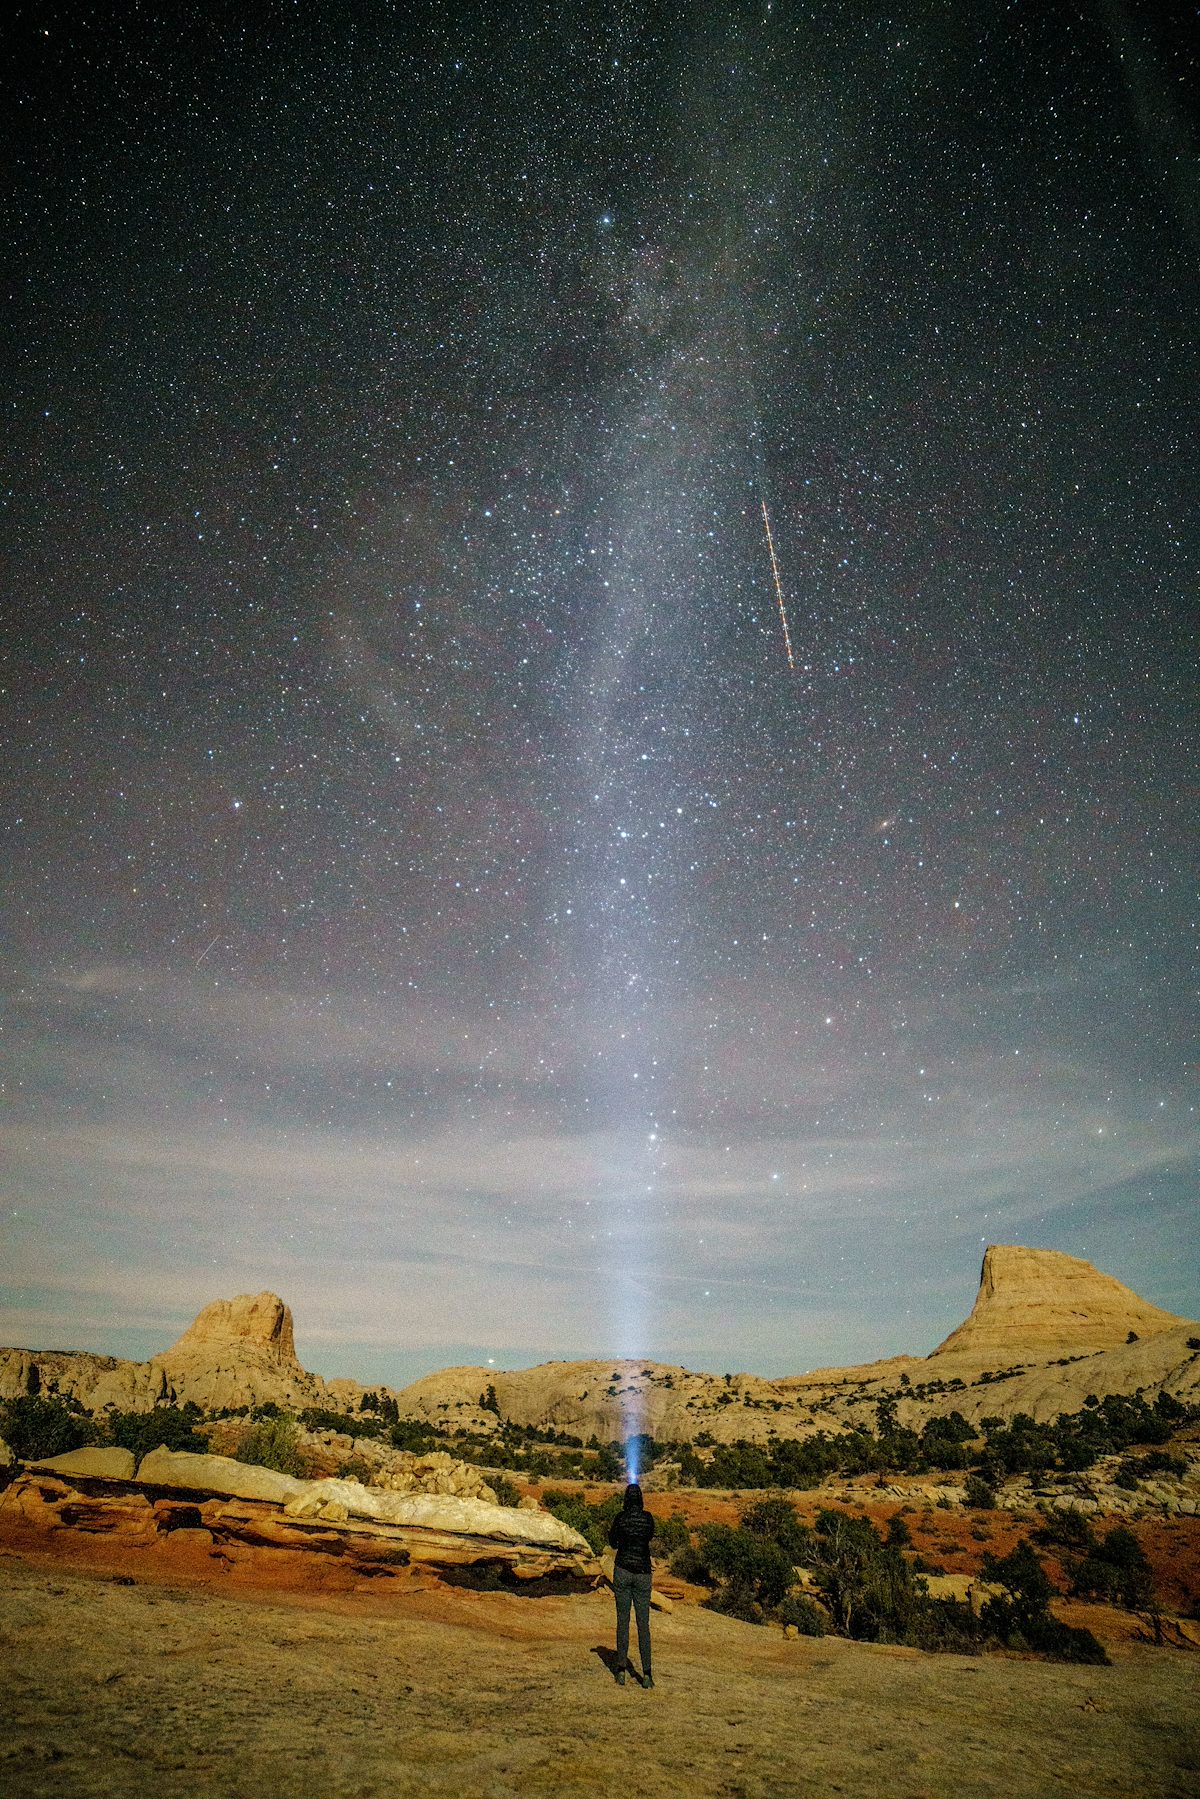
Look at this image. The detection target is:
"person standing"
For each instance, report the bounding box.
[608,1482,655,1687]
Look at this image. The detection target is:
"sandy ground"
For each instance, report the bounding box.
[2,1546,1197,1799]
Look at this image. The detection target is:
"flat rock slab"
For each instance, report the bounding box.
[136,1446,307,1503]
[31,1447,137,1480]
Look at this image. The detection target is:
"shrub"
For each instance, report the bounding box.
[809,1509,924,1643]
[654,1511,692,1557]
[541,1489,622,1553]
[963,1472,997,1509]
[741,1496,811,1559]
[107,1404,207,1461]
[1034,1507,1094,1553]
[490,1474,520,1507]
[694,1524,795,1611]
[776,1593,827,1636]
[1070,1525,1154,1610]
[1113,1451,1186,1490]
[299,1406,385,1440]
[236,1414,304,1477]
[0,1395,95,1461]
[978,1537,1107,1663]
[389,1419,440,1453]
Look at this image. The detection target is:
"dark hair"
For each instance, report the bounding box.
[623,1482,644,1509]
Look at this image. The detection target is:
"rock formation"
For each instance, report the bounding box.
[0,1449,596,1582]
[2,1250,1197,1443]
[930,1244,1186,1362]
[154,1291,325,1411]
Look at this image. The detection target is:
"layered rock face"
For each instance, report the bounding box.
[0,1347,169,1411]
[154,1291,326,1411]
[930,1244,1186,1363]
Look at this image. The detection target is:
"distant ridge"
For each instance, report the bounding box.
[2,1248,1197,1440]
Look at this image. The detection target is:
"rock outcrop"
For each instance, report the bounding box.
[0,1346,170,1411]
[154,1292,325,1411]
[0,1450,595,1582]
[31,1447,137,1481]
[930,1245,1186,1363]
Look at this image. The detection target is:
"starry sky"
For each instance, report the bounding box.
[2,2,1197,1388]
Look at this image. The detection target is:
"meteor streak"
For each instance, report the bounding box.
[760,499,796,670]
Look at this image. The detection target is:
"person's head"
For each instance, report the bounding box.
[623,1482,644,1509]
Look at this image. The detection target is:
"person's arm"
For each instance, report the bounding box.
[608,1514,622,1549]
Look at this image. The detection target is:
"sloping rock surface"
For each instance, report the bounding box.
[137,1446,307,1503]
[31,1447,136,1480]
[930,1244,1186,1362]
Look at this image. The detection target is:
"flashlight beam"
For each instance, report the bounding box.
[760,499,796,670]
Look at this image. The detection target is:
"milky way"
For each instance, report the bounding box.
[2,4,1196,1382]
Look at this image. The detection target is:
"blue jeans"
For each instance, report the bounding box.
[614,1564,653,1673]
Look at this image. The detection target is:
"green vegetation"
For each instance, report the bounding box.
[299,1406,387,1440]
[541,1488,624,1552]
[979,1540,1107,1662]
[106,1403,207,1460]
[669,1498,1107,1661]
[654,1387,1191,1492]
[1112,1449,1187,1490]
[963,1472,998,1509]
[0,1395,95,1461]
[235,1414,304,1477]
[1033,1512,1157,1611]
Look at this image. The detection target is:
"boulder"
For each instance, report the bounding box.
[136,1446,306,1503]
[31,1447,136,1480]
[0,1437,12,1466]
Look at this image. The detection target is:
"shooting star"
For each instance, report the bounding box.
[194,935,221,967]
[760,499,796,670]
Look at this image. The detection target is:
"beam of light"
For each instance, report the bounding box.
[194,935,221,967]
[760,499,796,670]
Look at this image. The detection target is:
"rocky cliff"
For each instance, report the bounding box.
[155,1291,326,1411]
[930,1244,1186,1362]
[0,1291,328,1414]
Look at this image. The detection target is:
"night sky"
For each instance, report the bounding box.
[3,2,1197,1386]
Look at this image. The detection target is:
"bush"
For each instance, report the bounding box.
[963,1472,997,1509]
[1071,1525,1154,1610]
[389,1419,441,1453]
[490,1474,520,1507]
[694,1524,796,1612]
[741,1496,811,1559]
[1034,1506,1095,1553]
[107,1404,207,1461]
[654,1511,693,1557]
[0,1395,95,1461]
[978,1537,1107,1663]
[1113,1451,1186,1490]
[776,1593,827,1636]
[299,1406,385,1440]
[809,1509,924,1643]
[541,1489,623,1553]
[236,1414,304,1477]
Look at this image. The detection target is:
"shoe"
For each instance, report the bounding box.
[616,1668,626,1686]
[641,1673,655,1689]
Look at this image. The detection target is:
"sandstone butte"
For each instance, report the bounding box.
[2,1246,1197,1445]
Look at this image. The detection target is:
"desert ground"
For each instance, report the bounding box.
[2,1531,1197,1799]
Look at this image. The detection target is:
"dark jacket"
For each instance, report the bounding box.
[609,1502,655,1576]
